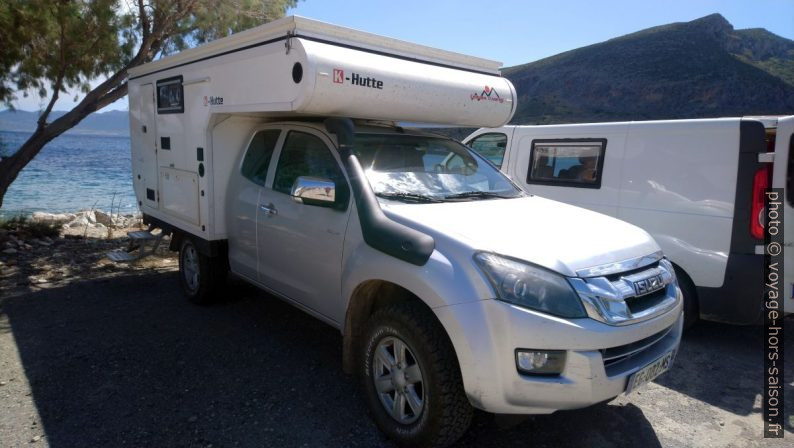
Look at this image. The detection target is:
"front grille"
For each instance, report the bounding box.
[604,261,660,282]
[600,325,672,367]
[625,288,668,314]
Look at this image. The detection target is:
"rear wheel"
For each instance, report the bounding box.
[361,303,473,447]
[178,238,226,304]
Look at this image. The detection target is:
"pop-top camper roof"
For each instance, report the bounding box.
[128,16,516,127]
[129,16,503,78]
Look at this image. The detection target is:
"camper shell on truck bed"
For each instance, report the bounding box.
[127,15,516,246]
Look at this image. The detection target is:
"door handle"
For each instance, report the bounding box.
[260,203,278,216]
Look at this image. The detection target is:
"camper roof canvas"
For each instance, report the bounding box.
[128,15,503,79]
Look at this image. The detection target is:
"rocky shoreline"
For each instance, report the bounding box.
[28,210,143,238]
[0,210,176,298]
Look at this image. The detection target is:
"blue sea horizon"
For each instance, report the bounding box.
[0,130,137,218]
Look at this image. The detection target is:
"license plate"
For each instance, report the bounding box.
[625,350,675,394]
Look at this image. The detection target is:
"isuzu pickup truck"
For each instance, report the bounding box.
[120,16,684,447]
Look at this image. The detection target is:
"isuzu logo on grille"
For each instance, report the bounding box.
[633,274,665,296]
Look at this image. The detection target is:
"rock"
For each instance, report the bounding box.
[2,248,17,255]
[3,241,14,249]
[68,216,90,228]
[94,210,113,227]
[36,240,51,247]
[31,212,76,224]
[188,415,198,423]
[31,435,41,443]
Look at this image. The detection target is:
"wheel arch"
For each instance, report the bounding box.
[341,279,460,375]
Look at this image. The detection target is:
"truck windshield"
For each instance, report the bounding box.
[353,133,523,202]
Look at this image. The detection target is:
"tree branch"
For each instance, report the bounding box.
[138,0,150,41]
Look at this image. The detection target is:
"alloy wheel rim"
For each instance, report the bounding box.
[372,336,425,424]
[182,245,200,292]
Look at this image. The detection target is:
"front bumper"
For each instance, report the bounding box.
[435,291,683,414]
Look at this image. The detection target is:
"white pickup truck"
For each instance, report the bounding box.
[121,16,683,447]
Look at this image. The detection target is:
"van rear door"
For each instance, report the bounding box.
[771,116,794,314]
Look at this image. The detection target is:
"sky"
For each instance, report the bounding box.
[9,0,794,112]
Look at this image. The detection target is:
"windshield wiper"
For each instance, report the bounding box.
[444,191,518,200]
[375,192,444,203]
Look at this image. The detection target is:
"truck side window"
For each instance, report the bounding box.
[241,130,281,186]
[273,131,348,198]
[527,139,606,189]
[468,133,507,168]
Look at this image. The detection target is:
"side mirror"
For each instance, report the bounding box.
[291,176,336,206]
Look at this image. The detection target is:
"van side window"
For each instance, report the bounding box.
[468,133,508,168]
[273,131,348,202]
[527,139,606,189]
[241,130,281,186]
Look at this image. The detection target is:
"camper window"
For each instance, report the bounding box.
[241,130,281,186]
[527,139,606,189]
[156,76,184,114]
[468,133,508,168]
[273,131,348,204]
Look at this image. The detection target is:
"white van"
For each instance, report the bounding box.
[120,16,683,446]
[466,117,794,327]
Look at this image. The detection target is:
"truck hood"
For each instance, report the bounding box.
[380,196,660,277]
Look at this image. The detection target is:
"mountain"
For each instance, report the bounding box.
[0,109,129,136]
[503,14,794,124]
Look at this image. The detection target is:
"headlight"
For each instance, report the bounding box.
[474,252,586,318]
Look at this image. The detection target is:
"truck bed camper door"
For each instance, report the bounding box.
[139,83,159,208]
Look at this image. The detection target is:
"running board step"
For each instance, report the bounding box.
[106,229,165,263]
[128,230,158,240]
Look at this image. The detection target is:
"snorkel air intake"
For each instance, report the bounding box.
[324,117,435,266]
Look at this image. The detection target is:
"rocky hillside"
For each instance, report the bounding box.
[504,14,794,124]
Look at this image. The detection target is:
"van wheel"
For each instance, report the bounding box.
[361,303,473,447]
[178,238,226,304]
[675,267,698,330]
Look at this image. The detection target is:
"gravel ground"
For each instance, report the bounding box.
[0,249,792,447]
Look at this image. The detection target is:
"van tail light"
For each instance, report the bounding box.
[750,164,772,239]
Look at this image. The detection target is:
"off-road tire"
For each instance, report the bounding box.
[360,302,473,447]
[178,238,227,305]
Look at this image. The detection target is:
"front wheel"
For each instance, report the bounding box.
[178,238,226,304]
[361,303,473,447]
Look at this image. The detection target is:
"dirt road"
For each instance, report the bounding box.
[0,252,791,447]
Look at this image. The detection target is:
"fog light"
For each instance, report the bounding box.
[516,350,566,375]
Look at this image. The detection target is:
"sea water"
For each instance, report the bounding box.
[0,130,136,217]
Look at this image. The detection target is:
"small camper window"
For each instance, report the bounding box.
[468,133,507,168]
[527,139,606,189]
[156,76,184,114]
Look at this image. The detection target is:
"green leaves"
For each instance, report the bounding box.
[0,0,299,106]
